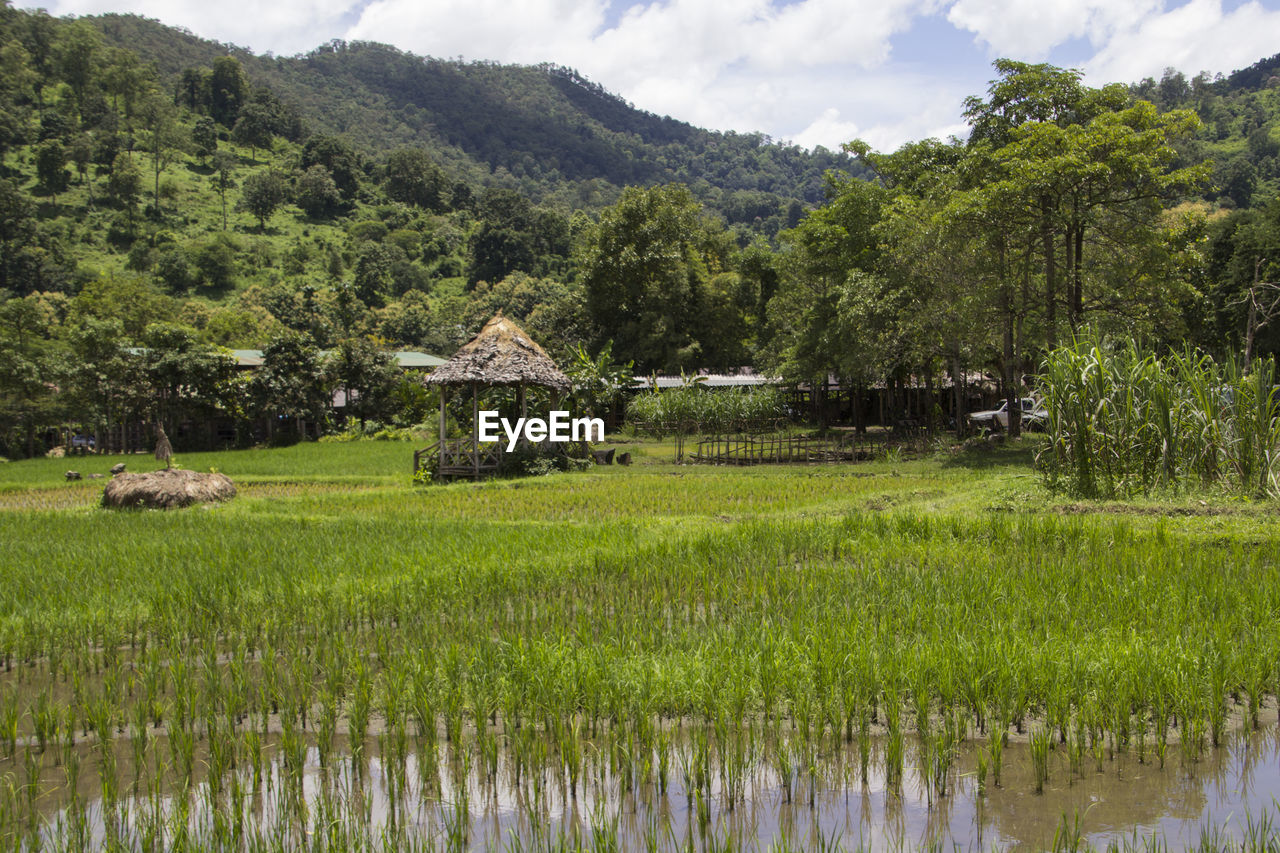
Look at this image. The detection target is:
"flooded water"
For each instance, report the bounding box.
[11,718,1280,850]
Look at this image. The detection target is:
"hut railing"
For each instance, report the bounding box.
[412,442,439,477]
[437,437,502,478]
[416,437,596,481]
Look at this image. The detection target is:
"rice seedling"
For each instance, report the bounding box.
[884,703,905,795]
[32,689,58,754]
[1030,725,1053,794]
[0,689,17,758]
[983,720,1004,791]
[4,436,1280,848]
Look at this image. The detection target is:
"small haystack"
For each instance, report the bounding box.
[102,468,236,509]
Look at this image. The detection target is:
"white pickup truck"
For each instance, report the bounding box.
[969,397,1047,431]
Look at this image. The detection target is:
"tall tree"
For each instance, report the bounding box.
[0,294,64,457]
[140,322,234,438]
[236,168,288,230]
[211,150,236,230]
[209,56,248,127]
[331,337,400,427]
[385,148,448,211]
[0,179,35,293]
[230,101,274,163]
[34,140,68,206]
[55,21,99,121]
[252,331,332,438]
[106,151,141,220]
[577,183,728,372]
[765,172,886,423]
[138,92,187,215]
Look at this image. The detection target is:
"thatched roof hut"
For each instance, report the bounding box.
[424,314,569,392]
[421,314,571,479]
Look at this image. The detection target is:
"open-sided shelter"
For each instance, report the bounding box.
[422,314,571,478]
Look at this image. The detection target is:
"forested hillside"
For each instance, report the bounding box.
[1128,59,1280,354]
[88,13,853,214]
[2,2,1280,458]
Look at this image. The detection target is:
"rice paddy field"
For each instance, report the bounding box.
[3,438,1280,851]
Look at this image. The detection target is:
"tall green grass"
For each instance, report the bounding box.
[627,385,785,437]
[1038,337,1280,498]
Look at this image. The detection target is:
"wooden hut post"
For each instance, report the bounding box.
[438,386,448,476]
[472,382,480,478]
[519,382,527,447]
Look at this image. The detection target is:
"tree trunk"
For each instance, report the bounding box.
[925,370,936,432]
[1004,304,1020,439]
[1072,225,1084,326]
[1245,258,1261,369]
[1042,197,1057,349]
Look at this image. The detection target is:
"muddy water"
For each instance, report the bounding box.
[17,724,1280,849]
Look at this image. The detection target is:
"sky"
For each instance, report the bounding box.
[35,0,1280,152]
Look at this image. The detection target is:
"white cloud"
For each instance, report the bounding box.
[947,0,1160,59]
[791,107,861,151]
[789,87,970,152]
[344,0,932,139]
[346,0,608,65]
[45,0,365,55]
[1083,0,1280,84]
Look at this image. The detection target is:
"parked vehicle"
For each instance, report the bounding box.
[969,398,1045,431]
[70,434,95,450]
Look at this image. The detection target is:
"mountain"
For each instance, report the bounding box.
[1130,60,1280,210]
[86,14,857,216]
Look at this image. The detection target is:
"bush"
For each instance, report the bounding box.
[626,384,784,437]
[152,246,193,292]
[498,443,592,476]
[319,421,419,442]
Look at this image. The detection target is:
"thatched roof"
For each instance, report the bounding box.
[102,469,236,509]
[424,314,570,391]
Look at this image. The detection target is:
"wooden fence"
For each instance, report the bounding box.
[690,432,881,465]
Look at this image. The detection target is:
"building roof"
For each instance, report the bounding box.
[391,350,448,369]
[223,349,444,369]
[423,314,570,392]
[632,370,781,390]
[229,349,264,367]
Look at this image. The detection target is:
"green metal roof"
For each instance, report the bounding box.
[391,351,447,368]
[229,349,264,367]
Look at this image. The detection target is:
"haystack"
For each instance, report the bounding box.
[101,468,236,509]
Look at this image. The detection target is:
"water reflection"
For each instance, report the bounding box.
[14,723,1280,849]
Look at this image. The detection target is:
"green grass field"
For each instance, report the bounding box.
[2,438,1280,849]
